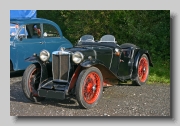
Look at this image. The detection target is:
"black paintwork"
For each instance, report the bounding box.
[69,42,153,80]
[25,54,52,82]
[25,35,153,100]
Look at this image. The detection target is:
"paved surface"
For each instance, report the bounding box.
[10,71,170,116]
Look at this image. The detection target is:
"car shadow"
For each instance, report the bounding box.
[10,80,81,109]
[10,76,137,109]
[10,70,24,78]
[117,82,136,86]
[118,84,136,86]
[40,97,81,109]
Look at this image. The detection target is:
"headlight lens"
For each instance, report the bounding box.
[40,50,50,62]
[72,52,84,64]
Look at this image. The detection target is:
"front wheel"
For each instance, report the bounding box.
[75,67,103,109]
[22,64,45,102]
[132,54,149,86]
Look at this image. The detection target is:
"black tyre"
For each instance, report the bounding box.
[76,67,103,109]
[22,64,45,102]
[132,54,149,86]
[10,61,13,71]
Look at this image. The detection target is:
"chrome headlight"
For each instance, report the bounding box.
[72,52,84,64]
[40,50,50,62]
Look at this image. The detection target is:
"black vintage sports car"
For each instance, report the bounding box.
[22,35,153,109]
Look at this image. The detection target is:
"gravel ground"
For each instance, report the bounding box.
[10,72,170,117]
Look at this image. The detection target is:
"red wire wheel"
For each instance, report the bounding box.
[76,67,103,109]
[82,72,101,104]
[138,57,149,82]
[133,54,149,86]
[22,64,45,102]
[28,67,41,97]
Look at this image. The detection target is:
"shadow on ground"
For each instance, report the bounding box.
[10,79,80,109]
[10,70,24,78]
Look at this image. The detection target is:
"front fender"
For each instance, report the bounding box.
[80,59,103,68]
[25,55,49,82]
[132,49,153,79]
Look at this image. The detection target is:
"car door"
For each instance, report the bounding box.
[117,48,132,78]
[92,46,113,68]
[14,23,45,70]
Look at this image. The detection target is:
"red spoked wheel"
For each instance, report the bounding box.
[138,57,149,82]
[28,67,41,97]
[133,54,149,86]
[22,64,45,102]
[76,67,103,109]
[83,72,101,104]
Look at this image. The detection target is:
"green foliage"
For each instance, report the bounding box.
[37,10,170,83]
[148,60,170,84]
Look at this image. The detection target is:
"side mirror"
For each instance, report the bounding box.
[18,36,23,41]
[19,36,23,41]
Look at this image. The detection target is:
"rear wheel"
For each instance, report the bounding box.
[132,54,149,86]
[76,67,103,109]
[22,64,45,102]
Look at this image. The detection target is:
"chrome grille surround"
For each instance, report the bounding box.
[52,51,71,82]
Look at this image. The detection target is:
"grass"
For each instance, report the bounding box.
[147,60,170,84]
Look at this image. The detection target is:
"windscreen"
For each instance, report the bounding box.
[79,35,95,42]
[10,23,19,36]
[100,35,116,43]
[77,35,95,45]
[10,24,28,37]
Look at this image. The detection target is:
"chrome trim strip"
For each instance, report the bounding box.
[52,53,70,82]
[109,48,113,69]
[52,50,70,55]
[99,41,116,43]
[67,54,71,81]
[59,54,61,79]
[131,49,134,59]
[92,48,97,59]
[52,54,55,80]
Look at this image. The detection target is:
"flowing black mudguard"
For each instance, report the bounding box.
[80,59,104,68]
[131,49,153,80]
[25,55,49,82]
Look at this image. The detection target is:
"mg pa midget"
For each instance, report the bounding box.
[22,35,153,109]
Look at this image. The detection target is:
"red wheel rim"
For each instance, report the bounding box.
[138,57,148,82]
[82,72,101,104]
[28,68,40,96]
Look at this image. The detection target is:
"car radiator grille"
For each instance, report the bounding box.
[52,54,70,81]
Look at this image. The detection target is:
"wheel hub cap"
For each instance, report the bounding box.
[143,67,146,72]
[92,85,96,92]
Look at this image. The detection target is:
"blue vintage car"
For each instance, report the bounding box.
[10,18,73,71]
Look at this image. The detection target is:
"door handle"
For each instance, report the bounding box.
[39,42,44,44]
